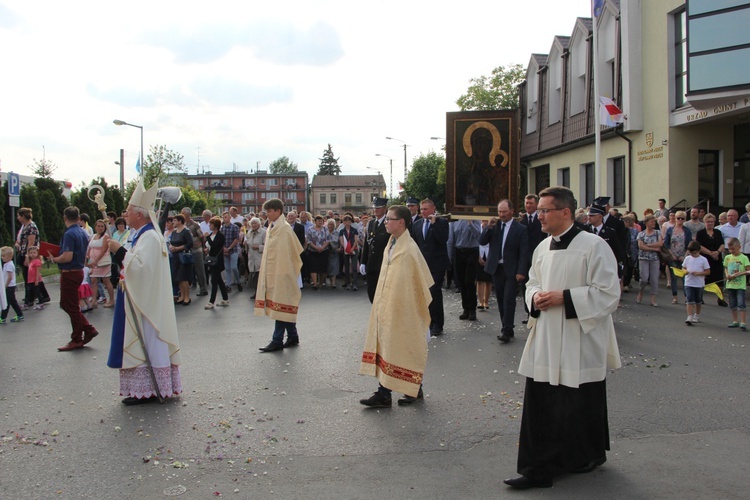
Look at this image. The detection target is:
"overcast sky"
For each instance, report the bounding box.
[0,0,592,194]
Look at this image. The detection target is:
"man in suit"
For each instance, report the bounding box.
[596,196,628,270]
[360,197,391,303]
[412,198,450,336]
[587,205,625,276]
[519,194,547,322]
[480,199,530,343]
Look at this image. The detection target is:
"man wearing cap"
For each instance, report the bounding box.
[587,205,625,276]
[406,197,421,223]
[107,180,182,405]
[361,197,391,303]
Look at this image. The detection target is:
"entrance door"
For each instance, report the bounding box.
[698,150,719,209]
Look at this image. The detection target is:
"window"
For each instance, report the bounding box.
[267,178,278,186]
[330,193,337,204]
[558,167,570,188]
[698,150,720,205]
[355,193,363,204]
[247,178,255,186]
[241,193,255,202]
[674,8,687,108]
[344,193,352,204]
[570,30,587,115]
[525,63,539,134]
[320,193,326,205]
[535,165,550,192]
[612,157,625,206]
[581,163,595,207]
[548,46,562,125]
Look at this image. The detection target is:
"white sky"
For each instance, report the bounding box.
[0,0,592,194]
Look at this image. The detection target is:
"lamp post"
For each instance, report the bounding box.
[374,154,393,199]
[385,136,408,181]
[113,119,144,178]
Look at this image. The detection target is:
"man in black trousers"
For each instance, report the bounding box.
[360,197,390,303]
[480,199,529,343]
[519,194,547,323]
[412,198,450,336]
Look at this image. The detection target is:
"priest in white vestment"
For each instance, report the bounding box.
[504,186,621,490]
[107,180,182,405]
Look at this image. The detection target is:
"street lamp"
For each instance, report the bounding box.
[385,136,408,180]
[113,119,144,178]
[374,154,393,199]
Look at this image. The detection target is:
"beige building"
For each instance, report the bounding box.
[520,0,750,215]
[310,175,386,215]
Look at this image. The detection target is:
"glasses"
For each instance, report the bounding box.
[537,208,565,215]
[385,217,401,222]
[676,217,685,220]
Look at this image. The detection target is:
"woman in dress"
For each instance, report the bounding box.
[696,213,727,306]
[636,214,662,307]
[326,218,340,289]
[169,214,194,305]
[339,215,359,291]
[244,217,266,299]
[86,220,115,308]
[306,215,330,290]
[204,217,229,309]
[664,210,692,303]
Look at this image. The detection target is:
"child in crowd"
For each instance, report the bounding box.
[79,266,94,313]
[682,240,710,326]
[723,237,750,330]
[25,246,50,309]
[0,246,25,324]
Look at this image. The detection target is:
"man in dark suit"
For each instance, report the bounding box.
[480,199,530,343]
[406,197,422,224]
[595,196,628,269]
[412,198,450,336]
[587,204,625,277]
[287,211,306,248]
[519,194,548,322]
[360,197,391,303]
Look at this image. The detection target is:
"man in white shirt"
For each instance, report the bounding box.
[229,206,244,225]
[718,209,744,247]
[200,210,212,235]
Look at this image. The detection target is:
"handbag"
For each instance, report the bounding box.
[178,251,194,265]
[204,255,217,267]
[658,244,673,264]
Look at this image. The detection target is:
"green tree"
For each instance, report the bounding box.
[269,156,299,174]
[19,184,45,241]
[142,144,186,187]
[404,151,446,211]
[456,63,525,111]
[29,157,58,178]
[0,181,11,246]
[38,190,62,243]
[317,144,342,176]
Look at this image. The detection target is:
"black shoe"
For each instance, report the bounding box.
[359,392,392,408]
[250,294,256,300]
[468,310,477,321]
[226,286,232,293]
[237,284,243,292]
[282,338,299,348]
[498,334,512,343]
[718,298,728,307]
[572,456,606,474]
[522,318,529,325]
[397,388,424,406]
[503,476,552,489]
[477,305,485,310]
[430,327,443,336]
[197,291,208,296]
[459,310,469,320]
[121,396,159,406]
[259,342,284,352]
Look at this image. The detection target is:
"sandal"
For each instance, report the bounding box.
[671,297,678,304]
[103,302,115,308]
[204,303,215,310]
[182,299,191,306]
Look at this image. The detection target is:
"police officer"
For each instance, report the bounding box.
[360,197,391,303]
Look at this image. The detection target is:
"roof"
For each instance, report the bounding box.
[531,53,548,67]
[554,35,571,50]
[310,174,386,188]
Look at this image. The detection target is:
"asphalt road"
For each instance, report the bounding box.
[1,277,748,499]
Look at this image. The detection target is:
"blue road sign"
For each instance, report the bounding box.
[8,172,20,196]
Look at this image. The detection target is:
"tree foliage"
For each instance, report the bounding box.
[142,144,186,187]
[456,63,525,111]
[269,156,299,174]
[0,181,11,246]
[317,144,342,176]
[19,184,44,241]
[404,151,446,211]
[28,157,58,178]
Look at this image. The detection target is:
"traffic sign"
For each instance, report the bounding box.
[9,195,19,207]
[8,172,20,196]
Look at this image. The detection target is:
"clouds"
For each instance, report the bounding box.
[0,3,20,29]
[145,19,344,66]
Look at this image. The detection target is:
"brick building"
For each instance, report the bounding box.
[310,175,387,215]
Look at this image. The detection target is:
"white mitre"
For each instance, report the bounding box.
[129,179,159,211]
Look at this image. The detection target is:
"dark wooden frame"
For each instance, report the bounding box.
[445,110,520,218]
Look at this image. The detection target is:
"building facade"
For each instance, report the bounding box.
[519,0,750,214]
[185,170,309,215]
[309,175,386,215]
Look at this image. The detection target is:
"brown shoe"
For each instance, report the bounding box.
[58,341,84,352]
[82,330,99,345]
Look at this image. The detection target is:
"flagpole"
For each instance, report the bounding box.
[593,3,602,200]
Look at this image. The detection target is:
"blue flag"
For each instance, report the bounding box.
[593,0,605,17]
[135,157,141,173]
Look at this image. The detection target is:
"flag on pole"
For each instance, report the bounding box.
[599,96,625,127]
[704,283,724,301]
[593,0,605,17]
[135,157,141,174]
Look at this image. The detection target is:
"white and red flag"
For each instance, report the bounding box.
[599,96,625,127]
